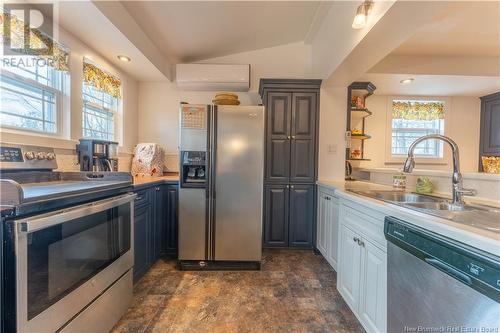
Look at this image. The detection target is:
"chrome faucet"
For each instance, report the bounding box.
[403,134,476,209]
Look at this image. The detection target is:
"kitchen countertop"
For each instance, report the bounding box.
[317,179,500,256]
[133,173,179,189]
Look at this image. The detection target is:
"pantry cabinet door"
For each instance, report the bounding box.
[263,184,289,247]
[266,92,291,182]
[338,224,362,312]
[290,92,317,183]
[289,184,315,248]
[359,239,387,333]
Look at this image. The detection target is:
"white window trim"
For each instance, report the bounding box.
[384,95,451,166]
[0,68,67,138]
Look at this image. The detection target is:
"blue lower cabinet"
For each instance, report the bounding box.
[133,183,178,283]
[133,204,151,282]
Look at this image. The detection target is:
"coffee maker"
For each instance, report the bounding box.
[76,139,119,171]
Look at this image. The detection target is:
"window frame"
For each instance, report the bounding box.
[0,68,64,137]
[385,96,451,166]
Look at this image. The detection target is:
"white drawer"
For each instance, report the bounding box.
[340,201,386,251]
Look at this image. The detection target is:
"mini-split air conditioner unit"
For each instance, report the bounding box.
[175,64,250,91]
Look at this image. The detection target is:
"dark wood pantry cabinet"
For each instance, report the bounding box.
[259,79,321,248]
[479,92,500,171]
[133,182,178,282]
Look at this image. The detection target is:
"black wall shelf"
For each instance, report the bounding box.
[346,82,376,163]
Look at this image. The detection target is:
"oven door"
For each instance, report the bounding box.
[13,193,135,333]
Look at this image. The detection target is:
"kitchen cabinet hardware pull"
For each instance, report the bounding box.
[290,185,294,189]
[286,185,290,188]
[357,239,365,247]
[353,237,359,243]
[135,196,142,201]
[291,135,296,139]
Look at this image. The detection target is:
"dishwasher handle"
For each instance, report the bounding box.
[425,258,472,285]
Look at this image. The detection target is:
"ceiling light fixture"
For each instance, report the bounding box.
[400,78,415,85]
[117,55,131,62]
[352,0,374,29]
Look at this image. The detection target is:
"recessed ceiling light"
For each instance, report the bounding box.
[117,55,131,62]
[400,78,414,85]
[352,0,373,29]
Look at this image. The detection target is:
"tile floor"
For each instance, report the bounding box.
[111,249,364,333]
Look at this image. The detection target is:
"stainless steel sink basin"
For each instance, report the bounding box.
[403,202,488,211]
[349,190,443,203]
[347,188,500,233]
[374,192,441,203]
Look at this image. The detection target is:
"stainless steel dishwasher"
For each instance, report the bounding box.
[384,216,500,332]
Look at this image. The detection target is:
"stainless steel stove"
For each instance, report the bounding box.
[1,144,135,333]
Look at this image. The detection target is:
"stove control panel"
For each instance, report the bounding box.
[0,147,24,162]
[0,144,58,170]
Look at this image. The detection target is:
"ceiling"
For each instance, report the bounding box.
[121,1,321,63]
[357,73,500,97]
[43,2,167,81]
[392,2,500,57]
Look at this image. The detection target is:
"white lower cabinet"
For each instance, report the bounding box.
[317,191,329,255]
[359,238,387,333]
[337,201,387,333]
[338,224,362,310]
[316,187,339,269]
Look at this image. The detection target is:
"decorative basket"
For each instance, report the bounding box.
[212,92,240,105]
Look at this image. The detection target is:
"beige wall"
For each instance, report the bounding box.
[317,86,347,181]
[355,95,481,172]
[137,42,313,171]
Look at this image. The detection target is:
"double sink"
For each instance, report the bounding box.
[347,189,500,233]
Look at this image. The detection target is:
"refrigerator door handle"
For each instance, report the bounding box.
[206,105,217,260]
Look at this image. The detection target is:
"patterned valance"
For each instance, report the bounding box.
[0,12,70,71]
[393,100,445,121]
[83,61,122,99]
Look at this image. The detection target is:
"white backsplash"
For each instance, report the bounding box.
[54,148,133,172]
[164,153,180,172]
[356,167,500,203]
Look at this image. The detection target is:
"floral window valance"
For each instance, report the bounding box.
[83,61,122,99]
[392,100,445,121]
[0,12,70,71]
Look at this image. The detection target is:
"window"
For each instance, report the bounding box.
[0,57,65,134]
[82,83,117,140]
[82,60,121,141]
[391,99,445,158]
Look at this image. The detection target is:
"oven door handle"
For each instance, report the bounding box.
[16,193,136,233]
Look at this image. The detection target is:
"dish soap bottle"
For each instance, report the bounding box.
[393,170,407,189]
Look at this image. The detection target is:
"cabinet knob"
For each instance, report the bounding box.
[135,196,142,201]
[353,237,359,243]
[291,135,296,139]
[286,185,290,189]
[155,187,160,191]
[287,136,291,140]
[290,185,294,189]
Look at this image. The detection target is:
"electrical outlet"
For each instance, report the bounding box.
[328,144,337,154]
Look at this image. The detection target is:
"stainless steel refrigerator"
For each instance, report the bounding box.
[178,104,264,269]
